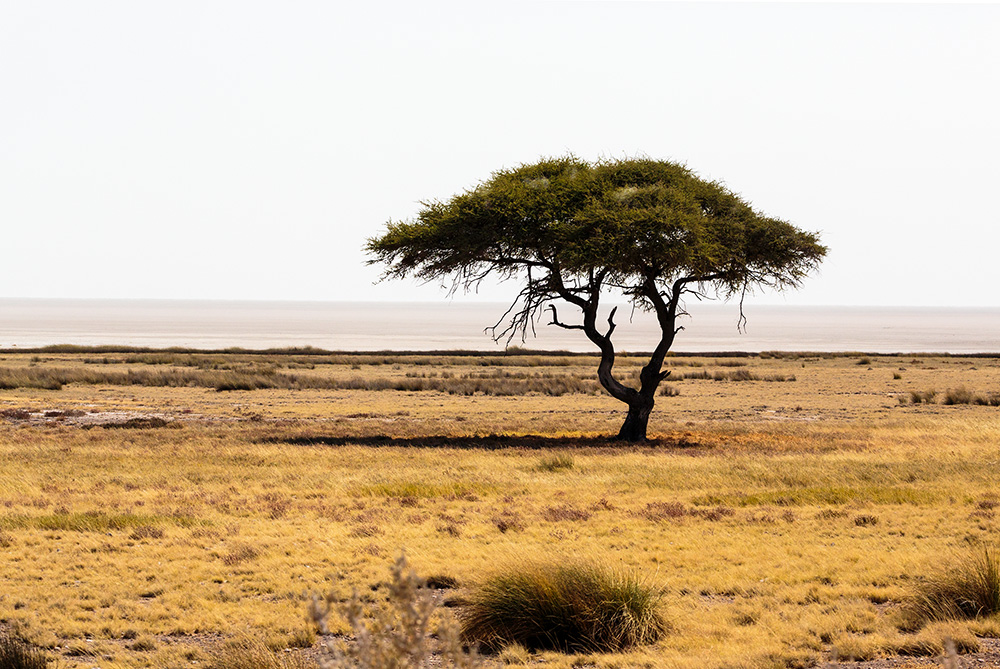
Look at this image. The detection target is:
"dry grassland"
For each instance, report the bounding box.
[1,350,999,668]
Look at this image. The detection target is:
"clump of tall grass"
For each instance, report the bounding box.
[206,634,314,669]
[904,544,1000,628]
[942,387,1000,406]
[908,389,938,404]
[0,634,53,669]
[460,560,667,653]
[535,454,574,472]
[309,553,482,668]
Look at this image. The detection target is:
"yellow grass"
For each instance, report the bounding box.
[1,350,999,667]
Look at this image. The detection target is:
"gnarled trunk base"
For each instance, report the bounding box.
[616,397,654,442]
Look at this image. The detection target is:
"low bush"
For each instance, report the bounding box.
[460,560,667,653]
[905,544,1000,627]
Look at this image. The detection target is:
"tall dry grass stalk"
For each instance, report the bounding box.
[309,554,482,668]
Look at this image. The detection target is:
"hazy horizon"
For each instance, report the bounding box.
[3,3,998,308]
[3,298,998,354]
[4,296,1000,310]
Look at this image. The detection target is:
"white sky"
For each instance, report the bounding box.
[2,2,998,307]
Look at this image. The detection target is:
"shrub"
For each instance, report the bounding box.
[905,544,1000,627]
[309,553,482,668]
[0,634,52,669]
[541,505,591,522]
[460,560,667,653]
[492,511,525,533]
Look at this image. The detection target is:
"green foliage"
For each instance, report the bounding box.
[367,156,825,307]
[460,560,667,653]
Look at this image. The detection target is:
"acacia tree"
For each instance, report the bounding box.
[366,157,826,441]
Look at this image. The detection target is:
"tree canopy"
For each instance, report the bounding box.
[367,156,826,440]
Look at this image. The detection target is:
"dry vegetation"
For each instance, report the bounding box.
[1,349,1000,668]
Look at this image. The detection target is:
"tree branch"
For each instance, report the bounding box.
[606,306,618,339]
[547,305,585,331]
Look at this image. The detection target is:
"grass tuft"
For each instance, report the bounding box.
[535,453,574,472]
[206,635,313,669]
[905,544,1000,627]
[460,560,667,653]
[0,634,53,669]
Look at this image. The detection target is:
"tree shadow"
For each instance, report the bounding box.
[261,433,703,451]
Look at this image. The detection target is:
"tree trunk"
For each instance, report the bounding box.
[616,394,655,442]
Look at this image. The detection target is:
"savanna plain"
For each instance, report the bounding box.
[1,348,999,668]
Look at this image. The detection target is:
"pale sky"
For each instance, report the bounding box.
[2,2,998,307]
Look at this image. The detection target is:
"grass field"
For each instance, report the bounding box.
[1,349,999,668]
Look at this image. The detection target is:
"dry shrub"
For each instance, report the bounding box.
[437,522,462,538]
[541,505,591,522]
[905,544,1000,627]
[638,502,733,522]
[638,501,688,521]
[309,554,482,668]
[223,542,261,566]
[460,560,667,653]
[853,514,879,527]
[101,417,170,429]
[128,525,165,540]
[492,510,525,534]
[349,524,383,539]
